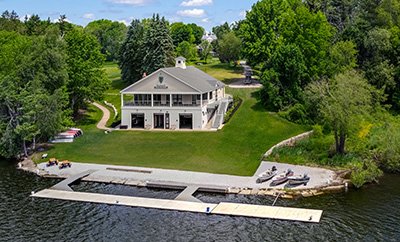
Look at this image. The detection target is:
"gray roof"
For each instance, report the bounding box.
[163,66,225,93]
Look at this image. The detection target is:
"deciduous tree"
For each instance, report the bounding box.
[65,28,109,115]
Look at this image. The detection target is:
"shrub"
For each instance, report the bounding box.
[279,103,310,124]
[350,160,383,188]
[223,97,242,124]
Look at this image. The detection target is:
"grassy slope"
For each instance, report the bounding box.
[102,62,124,126]
[193,59,243,84]
[42,61,307,176]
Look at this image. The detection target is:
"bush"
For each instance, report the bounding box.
[350,160,383,188]
[223,97,242,124]
[279,103,310,124]
[312,125,323,137]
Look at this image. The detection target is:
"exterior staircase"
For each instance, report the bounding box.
[212,99,230,129]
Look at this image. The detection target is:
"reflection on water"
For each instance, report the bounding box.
[0,160,399,241]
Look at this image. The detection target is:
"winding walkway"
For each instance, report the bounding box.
[92,102,110,130]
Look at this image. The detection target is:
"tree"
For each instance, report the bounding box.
[199,40,212,63]
[0,31,69,158]
[212,22,231,40]
[187,23,204,45]
[239,0,333,110]
[57,14,73,37]
[306,71,379,154]
[142,14,175,74]
[261,44,306,109]
[119,19,145,84]
[176,41,196,60]
[217,32,241,63]
[0,10,25,33]
[64,28,109,115]
[170,22,194,47]
[24,14,50,35]
[85,19,127,61]
[329,40,358,75]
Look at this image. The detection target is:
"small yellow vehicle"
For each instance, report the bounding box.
[59,160,72,169]
[46,158,59,167]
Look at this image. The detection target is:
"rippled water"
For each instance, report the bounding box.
[0,160,399,241]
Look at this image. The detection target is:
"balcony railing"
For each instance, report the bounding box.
[123,100,209,107]
[153,101,171,107]
[172,103,201,107]
[124,101,151,107]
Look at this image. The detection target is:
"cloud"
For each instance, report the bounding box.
[118,16,135,26]
[201,18,210,23]
[239,10,247,18]
[83,13,95,19]
[180,0,212,7]
[108,0,150,6]
[177,9,205,18]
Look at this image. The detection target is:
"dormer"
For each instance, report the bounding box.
[175,56,186,69]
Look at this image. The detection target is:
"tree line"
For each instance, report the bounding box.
[238,0,400,184]
[0,12,109,158]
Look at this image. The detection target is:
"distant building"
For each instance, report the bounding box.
[120,57,230,130]
[201,32,217,43]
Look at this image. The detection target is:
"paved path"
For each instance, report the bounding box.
[38,161,336,190]
[228,79,262,88]
[92,102,110,130]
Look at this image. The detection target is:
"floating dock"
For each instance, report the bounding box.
[31,189,322,223]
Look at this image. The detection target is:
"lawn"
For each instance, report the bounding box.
[102,62,125,126]
[193,58,244,84]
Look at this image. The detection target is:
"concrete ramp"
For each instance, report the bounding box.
[51,170,97,191]
[31,189,323,223]
[175,186,201,203]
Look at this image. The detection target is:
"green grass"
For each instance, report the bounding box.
[102,62,124,126]
[42,85,307,176]
[193,58,243,84]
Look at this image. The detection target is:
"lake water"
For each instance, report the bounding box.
[0,160,399,241]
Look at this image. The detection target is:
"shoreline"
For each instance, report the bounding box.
[19,158,350,199]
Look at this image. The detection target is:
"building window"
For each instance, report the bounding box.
[202,93,208,100]
[134,94,151,106]
[172,94,182,105]
[192,94,200,105]
[209,91,213,100]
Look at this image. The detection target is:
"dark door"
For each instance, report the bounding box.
[131,113,145,128]
[179,114,193,129]
[154,114,164,129]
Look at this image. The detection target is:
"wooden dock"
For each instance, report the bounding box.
[31,189,322,223]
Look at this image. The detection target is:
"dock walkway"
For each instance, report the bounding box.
[51,170,97,191]
[31,189,322,223]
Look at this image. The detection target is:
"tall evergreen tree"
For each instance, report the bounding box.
[142,14,175,74]
[119,19,145,84]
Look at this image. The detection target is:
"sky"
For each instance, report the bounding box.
[0,0,259,31]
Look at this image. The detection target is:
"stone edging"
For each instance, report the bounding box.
[104,101,118,119]
[263,131,314,158]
